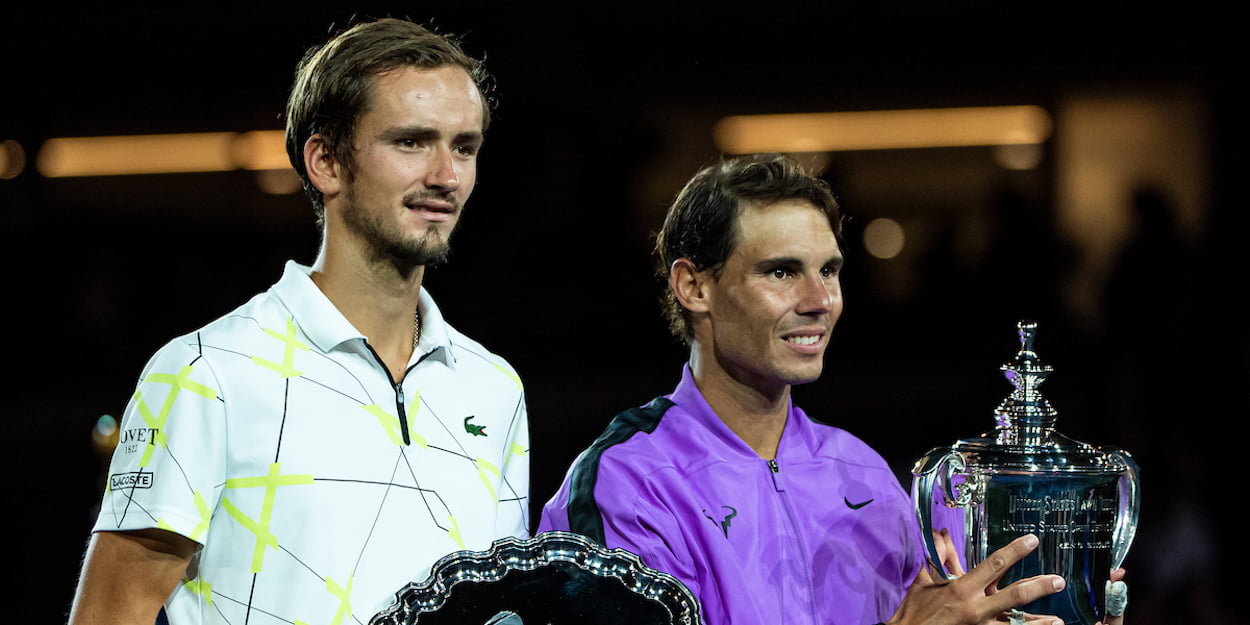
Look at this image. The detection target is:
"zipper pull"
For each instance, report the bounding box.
[767,459,784,491]
[396,384,411,446]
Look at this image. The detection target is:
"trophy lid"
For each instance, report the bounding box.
[951,321,1126,474]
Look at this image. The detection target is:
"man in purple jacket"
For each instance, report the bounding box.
[539,154,1101,625]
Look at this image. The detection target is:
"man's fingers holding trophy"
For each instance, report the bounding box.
[931,528,967,580]
[888,534,1067,625]
[1096,568,1129,625]
[954,534,1066,625]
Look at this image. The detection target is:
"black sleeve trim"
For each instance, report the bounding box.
[565,397,675,544]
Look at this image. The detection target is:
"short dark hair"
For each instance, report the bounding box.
[284,17,494,226]
[655,153,844,343]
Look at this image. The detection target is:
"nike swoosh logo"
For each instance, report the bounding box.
[845,497,874,510]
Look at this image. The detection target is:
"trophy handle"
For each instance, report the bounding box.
[911,447,967,580]
[1109,450,1140,570]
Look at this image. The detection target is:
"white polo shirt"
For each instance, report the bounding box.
[94,261,529,624]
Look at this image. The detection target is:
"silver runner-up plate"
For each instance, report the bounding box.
[370,531,703,625]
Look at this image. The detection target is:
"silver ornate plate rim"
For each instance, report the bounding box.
[370,530,703,625]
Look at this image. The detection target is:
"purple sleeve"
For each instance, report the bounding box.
[536,468,573,533]
[596,468,699,591]
[538,455,711,616]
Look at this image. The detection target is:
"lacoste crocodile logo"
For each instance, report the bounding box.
[464,416,487,437]
[702,505,738,538]
[844,497,875,510]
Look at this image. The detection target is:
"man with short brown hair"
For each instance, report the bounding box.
[69,18,528,625]
[540,153,1083,625]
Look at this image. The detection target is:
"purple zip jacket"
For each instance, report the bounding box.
[539,365,924,625]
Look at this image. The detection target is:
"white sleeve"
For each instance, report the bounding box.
[93,336,227,545]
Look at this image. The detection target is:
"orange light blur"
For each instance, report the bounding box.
[231,130,291,171]
[1,139,26,179]
[36,130,292,178]
[713,105,1053,154]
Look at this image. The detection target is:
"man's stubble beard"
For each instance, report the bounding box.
[342,190,457,271]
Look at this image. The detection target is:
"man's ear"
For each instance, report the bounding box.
[671,258,712,314]
[304,134,343,197]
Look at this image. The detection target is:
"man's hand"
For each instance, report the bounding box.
[1096,568,1128,625]
[886,533,1066,625]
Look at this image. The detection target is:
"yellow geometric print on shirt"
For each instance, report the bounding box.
[361,392,426,447]
[491,360,522,390]
[156,490,213,541]
[475,458,502,502]
[326,575,354,625]
[182,578,213,605]
[251,317,308,378]
[133,365,218,467]
[447,514,465,550]
[222,462,314,573]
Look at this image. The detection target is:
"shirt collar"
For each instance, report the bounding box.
[272,260,455,368]
[414,286,455,367]
[669,363,811,459]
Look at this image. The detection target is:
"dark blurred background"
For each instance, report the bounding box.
[4,4,1243,623]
